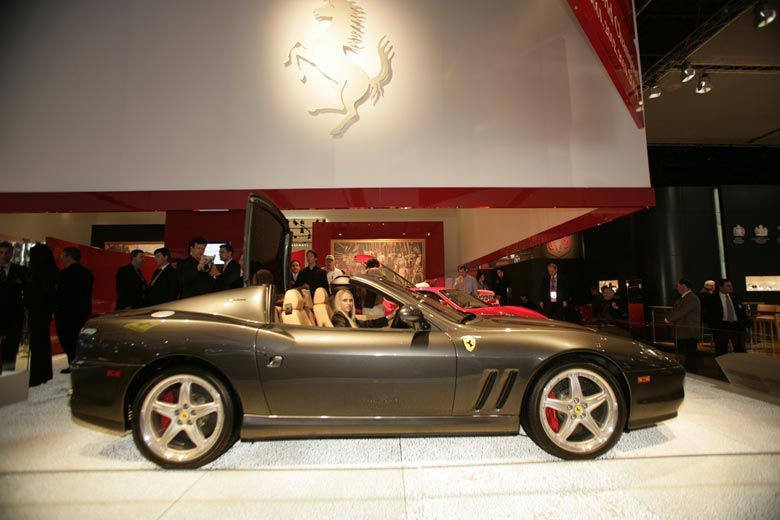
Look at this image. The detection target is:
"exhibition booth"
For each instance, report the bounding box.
[0,0,777,517]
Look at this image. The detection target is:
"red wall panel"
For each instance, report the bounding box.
[311,221,445,280]
[164,210,246,261]
[47,237,157,316]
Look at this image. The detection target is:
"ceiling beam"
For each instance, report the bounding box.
[641,0,758,90]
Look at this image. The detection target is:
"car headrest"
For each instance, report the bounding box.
[313,287,329,305]
[331,276,351,287]
[283,289,305,314]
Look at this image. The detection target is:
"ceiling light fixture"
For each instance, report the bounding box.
[695,73,712,94]
[648,85,662,99]
[680,61,696,83]
[755,2,777,28]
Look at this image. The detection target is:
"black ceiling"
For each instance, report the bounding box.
[636,0,780,145]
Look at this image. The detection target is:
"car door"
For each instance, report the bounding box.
[243,193,292,294]
[257,323,456,417]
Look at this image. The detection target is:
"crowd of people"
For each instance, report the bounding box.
[0,237,250,386]
[1,234,757,385]
[1,242,92,386]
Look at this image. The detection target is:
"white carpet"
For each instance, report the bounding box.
[0,355,778,519]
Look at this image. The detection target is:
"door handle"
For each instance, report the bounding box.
[266,355,284,368]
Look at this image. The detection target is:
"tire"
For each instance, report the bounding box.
[523,361,626,460]
[131,366,236,469]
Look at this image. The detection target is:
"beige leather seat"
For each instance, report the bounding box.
[300,289,317,325]
[313,287,334,327]
[282,289,313,326]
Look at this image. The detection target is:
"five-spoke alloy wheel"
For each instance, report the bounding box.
[132,366,236,469]
[524,361,626,460]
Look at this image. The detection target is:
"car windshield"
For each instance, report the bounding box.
[441,289,488,308]
[377,265,415,288]
[366,275,469,323]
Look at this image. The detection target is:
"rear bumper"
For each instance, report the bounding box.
[625,366,686,430]
[70,359,144,432]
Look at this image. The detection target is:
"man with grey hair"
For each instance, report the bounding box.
[699,279,716,297]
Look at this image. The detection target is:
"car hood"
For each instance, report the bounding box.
[469,305,546,319]
[462,316,680,369]
[468,315,591,333]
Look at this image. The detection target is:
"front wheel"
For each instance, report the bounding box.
[524,362,626,460]
[132,366,236,469]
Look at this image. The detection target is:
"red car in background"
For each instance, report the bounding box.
[373,265,546,319]
[411,286,546,319]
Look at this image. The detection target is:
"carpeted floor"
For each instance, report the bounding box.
[0,355,778,519]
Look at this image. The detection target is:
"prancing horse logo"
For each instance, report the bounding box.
[463,336,477,352]
[284,0,395,137]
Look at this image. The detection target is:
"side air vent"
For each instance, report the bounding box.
[474,370,499,411]
[494,370,518,410]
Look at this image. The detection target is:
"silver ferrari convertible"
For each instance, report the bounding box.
[70,194,685,468]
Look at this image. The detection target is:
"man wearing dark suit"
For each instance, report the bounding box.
[665,278,701,371]
[55,247,94,373]
[703,278,747,356]
[147,247,180,306]
[116,249,148,310]
[0,241,28,373]
[493,268,510,305]
[178,236,217,298]
[289,260,302,288]
[296,250,329,295]
[539,263,569,321]
[214,243,243,291]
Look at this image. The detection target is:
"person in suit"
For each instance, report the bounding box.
[213,243,243,291]
[55,247,93,373]
[665,278,701,371]
[493,268,510,305]
[147,247,179,306]
[0,241,28,373]
[178,237,216,298]
[115,249,147,310]
[289,260,301,287]
[703,278,747,356]
[539,263,569,321]
[25,244,58,386]
[296,250,329,295]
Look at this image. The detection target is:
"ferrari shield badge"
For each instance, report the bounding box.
[462,336,477,352]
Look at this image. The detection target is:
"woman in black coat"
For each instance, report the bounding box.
[25,244,58,386]
[331,289,390,328]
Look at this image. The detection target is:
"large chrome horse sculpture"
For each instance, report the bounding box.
[285,0,394,136]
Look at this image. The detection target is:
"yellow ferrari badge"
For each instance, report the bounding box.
[124,321,160,333]
[462,336,477,352]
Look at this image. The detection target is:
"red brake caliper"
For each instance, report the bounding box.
[545,391,560,432]
[159,390,175,430]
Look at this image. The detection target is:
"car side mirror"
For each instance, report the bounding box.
[399,305,423,324]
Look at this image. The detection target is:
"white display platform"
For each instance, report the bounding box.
[0,355,777,519]
[0,367,28,408]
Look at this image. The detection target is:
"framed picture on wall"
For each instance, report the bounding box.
[331,238,426,284]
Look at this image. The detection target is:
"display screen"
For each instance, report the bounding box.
[204,243,226,265]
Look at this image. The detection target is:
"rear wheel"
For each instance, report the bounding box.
[524,362,626,459]
[132,366,236,469]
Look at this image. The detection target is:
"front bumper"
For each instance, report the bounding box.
[625,365,686,430]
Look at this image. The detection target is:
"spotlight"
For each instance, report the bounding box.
[681,62,696,83]
[648,85,662,99]
[755,2,777,28]
[695,73,712,94]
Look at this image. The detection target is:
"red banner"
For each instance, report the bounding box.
[567,0,644,128]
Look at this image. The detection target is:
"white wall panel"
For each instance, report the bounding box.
[0,0,649,192]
